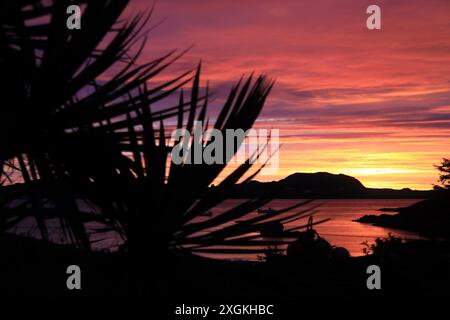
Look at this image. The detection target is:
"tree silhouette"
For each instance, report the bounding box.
[435,158,450,190]
[0,0,323,268]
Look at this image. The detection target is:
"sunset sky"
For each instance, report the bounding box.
[127,0,450,190]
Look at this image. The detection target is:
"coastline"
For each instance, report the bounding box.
[354,197,450,237]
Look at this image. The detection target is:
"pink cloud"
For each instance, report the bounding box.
[122,0,450,189]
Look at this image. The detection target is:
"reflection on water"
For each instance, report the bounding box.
[8,198,424,260]
[193,199,424,260]
[296,199,423,255]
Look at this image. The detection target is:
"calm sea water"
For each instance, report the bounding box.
[191,199,424,260]
[10,199,423,259]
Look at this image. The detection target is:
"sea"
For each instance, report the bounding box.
[8,198,424,260]
[190,198,424,260]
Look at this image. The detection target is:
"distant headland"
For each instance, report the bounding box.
[230,172,430,199]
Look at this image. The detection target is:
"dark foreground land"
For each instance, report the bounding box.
[1,186,449,314]
[1,233,450,315]
[354,195,450,237]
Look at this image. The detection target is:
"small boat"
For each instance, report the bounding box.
[199,210,213,217]
[257,207,276,214]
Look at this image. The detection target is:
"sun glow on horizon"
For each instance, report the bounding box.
[129,0,450,190]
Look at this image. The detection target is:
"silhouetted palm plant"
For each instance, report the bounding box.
[0,0,325,261]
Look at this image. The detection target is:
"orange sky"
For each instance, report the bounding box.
[127,0,450,190]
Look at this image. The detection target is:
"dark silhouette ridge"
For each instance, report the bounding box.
[355,191,450,236]
[355,159,450,236]
[232,172,430,199]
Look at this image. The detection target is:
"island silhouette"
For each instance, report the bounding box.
[232,172,430,199]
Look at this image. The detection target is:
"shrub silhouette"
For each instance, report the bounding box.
[0,0,324,263]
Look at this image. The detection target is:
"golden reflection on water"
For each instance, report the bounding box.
[194,198,423,260]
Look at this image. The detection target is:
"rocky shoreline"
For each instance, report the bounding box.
[354,195,450,237]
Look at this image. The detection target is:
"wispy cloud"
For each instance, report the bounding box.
[125,0,450,189]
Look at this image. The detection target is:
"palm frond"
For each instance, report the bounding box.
[0,0,324,258]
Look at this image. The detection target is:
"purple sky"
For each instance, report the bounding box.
[122,0,450,189]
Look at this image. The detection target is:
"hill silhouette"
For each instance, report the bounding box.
[355,191,450,236]
[232,172,429,198]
